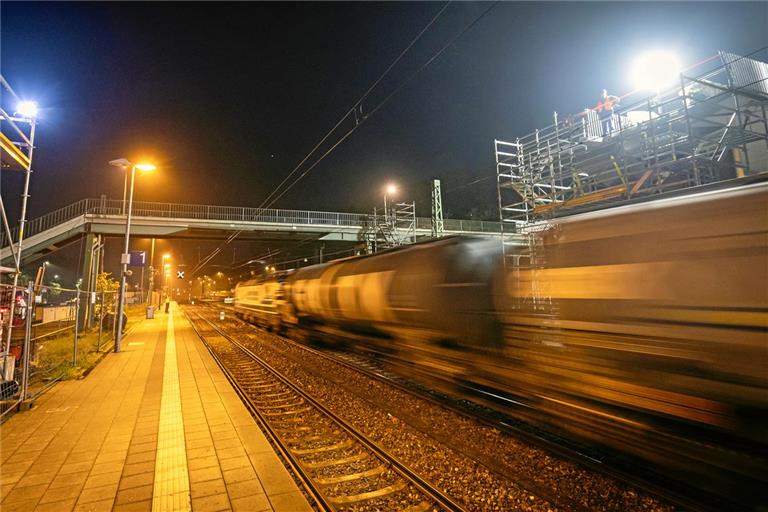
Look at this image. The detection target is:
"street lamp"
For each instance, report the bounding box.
[110,158,155,214]
[109,158,156,352]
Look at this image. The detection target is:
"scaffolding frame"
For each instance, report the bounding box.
[496,49,768,236]
[431,179,445,238]
[372,200,417,251]
[1,75,38,377]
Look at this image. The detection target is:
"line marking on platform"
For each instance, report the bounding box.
[152,310,192,512]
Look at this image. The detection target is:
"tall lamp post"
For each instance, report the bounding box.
[158,253,170,306]
[384,183,397,223]
[109,158,155,353]
[383,183,397,221]
[163,256,171,302]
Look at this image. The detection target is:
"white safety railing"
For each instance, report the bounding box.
[2,198,502,247]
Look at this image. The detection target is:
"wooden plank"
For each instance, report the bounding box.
[630,169,654,196]
[534,185,626,214]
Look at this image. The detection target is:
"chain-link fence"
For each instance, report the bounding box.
[0,282,145,420]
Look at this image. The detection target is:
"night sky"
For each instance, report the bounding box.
[2,1,766,284]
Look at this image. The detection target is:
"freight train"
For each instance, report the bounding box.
[235,181,768,506]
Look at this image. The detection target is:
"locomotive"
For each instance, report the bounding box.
[235,181,768,506]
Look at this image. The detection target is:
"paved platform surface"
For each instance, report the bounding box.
[1,304,312,512]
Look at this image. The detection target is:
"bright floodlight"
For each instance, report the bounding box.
[386,184,397,195]
[135,163,156,172]
[16,101,38,119]
[630,51,681,92]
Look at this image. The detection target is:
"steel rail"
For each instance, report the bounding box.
[208,303,722,512]
[296,346,715,512]
[185,307,467,512]
[183,309,333,512]
[206,305,589,512]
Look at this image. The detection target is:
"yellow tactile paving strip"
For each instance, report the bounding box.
[151,311,192,511]
[0,305,311,512]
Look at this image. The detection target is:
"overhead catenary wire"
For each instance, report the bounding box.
[191,2,501,277]
[190,3,452,277]
[255,2,501,210]
[254,2,451,213]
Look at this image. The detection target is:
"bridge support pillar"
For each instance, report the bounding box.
[79,232,99,330]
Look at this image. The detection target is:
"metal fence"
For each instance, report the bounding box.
[0,282,123,420]
[2,198,502,247]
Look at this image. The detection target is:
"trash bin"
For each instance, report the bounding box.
[219,311,225,321]
[146,306,154,319]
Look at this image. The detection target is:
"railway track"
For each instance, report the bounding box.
[184,308,466,512]
[196,303,727,512]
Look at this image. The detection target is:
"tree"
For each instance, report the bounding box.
[95,272,120,315]
[48,282,62,298]
[96,272,119,293]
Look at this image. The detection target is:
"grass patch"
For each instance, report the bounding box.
[32,304,147,381]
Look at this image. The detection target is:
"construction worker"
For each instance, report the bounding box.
[596,89,620,137]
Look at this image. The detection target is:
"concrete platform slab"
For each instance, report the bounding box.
[0,304,312,512]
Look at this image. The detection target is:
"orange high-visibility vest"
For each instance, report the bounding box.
[597,97,616,113]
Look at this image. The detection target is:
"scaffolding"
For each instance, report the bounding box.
[1,75,39,379]
[369,201,418,251]
[494,48,768,321]
[431,179,445,238]
[496,49,768,236]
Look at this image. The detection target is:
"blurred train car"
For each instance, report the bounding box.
[234,183,767,506]
[284,236,501,350]
[488,181,768,501]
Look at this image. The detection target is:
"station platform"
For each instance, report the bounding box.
[0,304,312,512]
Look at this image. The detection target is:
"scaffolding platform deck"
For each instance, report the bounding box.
[495,49,768,234]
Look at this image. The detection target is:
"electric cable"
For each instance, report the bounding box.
[191,2,498,276]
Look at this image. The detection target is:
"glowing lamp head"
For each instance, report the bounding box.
[135,163,156,172]
[16,101,38,119]
[385,184,397,195]
[630,51,681,92]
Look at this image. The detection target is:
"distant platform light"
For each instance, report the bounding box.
[631,51,681,92]
[16,100,38,119]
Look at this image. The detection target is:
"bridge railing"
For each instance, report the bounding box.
[2,198,501,247]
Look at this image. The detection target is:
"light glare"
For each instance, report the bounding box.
[386,184,397,195]
[135,163,156,172]
[630,51,681,92]
[16,101,38,119]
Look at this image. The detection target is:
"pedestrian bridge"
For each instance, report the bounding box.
[1,197,504,264]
